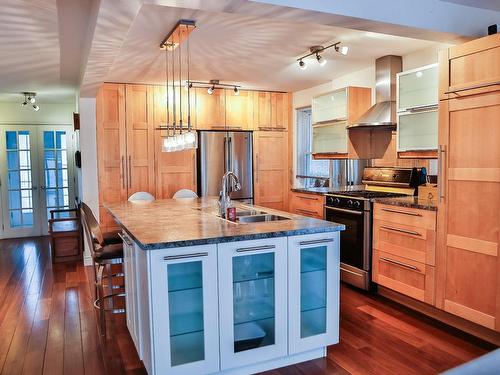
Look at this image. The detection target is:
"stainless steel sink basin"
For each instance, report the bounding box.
[235,209,265,217]
[237,214,290,223]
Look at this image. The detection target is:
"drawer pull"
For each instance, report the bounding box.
[381,208,422,217]
[380,226,422,237]
[295,208,317,215]
[236,245,275,253]
[380,257,419,271]
[297,195,318,201]
[300,238,333,246]
[164,252,208,261]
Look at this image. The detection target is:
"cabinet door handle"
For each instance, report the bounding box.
[121,156,125,189]
[380,226,422,236]
[128,155,132,188]
[295,208,317,215]
[255,153,259,183]
[236,245,275,253]
[192,153,196,186]
[118,232,133,246]
[297,195,318,201]
[381,208,422,217]
[380,256,419,271]
[300,238,333,246]
[164,252,208,261]
[407,104,438,113]
[438,145,446,201]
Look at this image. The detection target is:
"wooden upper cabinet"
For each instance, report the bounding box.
[125,84,156,197]
[439,33,500,100]
[254,131,288,210]
[96,83,127,232]
[253,91,272,130]
[225,89,253,130]
[196,87,225,130]
[153,85,196,130]
[271,92,290,131]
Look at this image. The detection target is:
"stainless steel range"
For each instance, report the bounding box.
[324,167,421,290]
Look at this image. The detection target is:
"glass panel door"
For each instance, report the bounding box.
[232,252,275,352]
[0,128,40,238]
[312,121,348,154]
[167,261,205,366]
[300,246,327,338]
[397,110,438,151]
[312,89,347,124]
[398,64,438,111]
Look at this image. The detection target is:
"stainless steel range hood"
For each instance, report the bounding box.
[347,55,402,129]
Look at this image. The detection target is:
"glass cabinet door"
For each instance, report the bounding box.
[149,245,219,375]
[312,121,348,154]
[397,110,438,151]
[312,89,347,124]
[398,64,438,111]
[218,238,287,370]
[288,233,340,355]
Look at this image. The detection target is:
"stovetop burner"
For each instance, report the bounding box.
[331,190,406,199]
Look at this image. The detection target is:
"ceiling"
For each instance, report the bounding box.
[100,4,440,92]
[440,0,500,12]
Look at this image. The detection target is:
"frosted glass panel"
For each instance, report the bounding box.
[167,261,205,366]
[300,246,327,338]
[398,65,438,111]
[398,110,438,151]
[312,122,347,154]
[312,90,347,123]
[233,252,275,353]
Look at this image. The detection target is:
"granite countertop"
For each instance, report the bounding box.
[291,185,365,196]
[105,197,345,250]
[372,196,438,211]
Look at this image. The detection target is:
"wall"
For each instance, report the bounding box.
[0,102,75,124]
[78,98,99,264]
[291,45,449,184]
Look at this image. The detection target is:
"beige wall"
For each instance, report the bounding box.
[0,102,75,125]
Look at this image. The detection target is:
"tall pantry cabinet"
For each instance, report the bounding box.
[436,34,500,332]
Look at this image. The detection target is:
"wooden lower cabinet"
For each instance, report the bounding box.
[372,203,437,304]
[254,131,288,210]
[289,192,324,219]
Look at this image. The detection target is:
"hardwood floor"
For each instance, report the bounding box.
[0,237,494,375]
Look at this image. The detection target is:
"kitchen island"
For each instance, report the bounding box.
[106,198,344,375]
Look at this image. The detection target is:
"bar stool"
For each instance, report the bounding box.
[80,203,125,336]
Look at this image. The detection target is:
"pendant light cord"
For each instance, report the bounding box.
[187,26,191,132]
[165,46,169,137]
[178,25,183,134]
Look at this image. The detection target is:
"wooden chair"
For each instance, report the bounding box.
[48,206,82,263]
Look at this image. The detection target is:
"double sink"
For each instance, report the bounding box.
[196,206,290,223]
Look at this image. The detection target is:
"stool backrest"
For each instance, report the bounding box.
[80,202,105,247]
[128,192,155,202]
[173,189,198,199]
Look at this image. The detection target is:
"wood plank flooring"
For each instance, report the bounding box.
[0,237,495,375]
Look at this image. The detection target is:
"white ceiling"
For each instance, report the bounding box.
[102,5,440,92]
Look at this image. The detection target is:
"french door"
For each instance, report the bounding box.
[0,125,75,238]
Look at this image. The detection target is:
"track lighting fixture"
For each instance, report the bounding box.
[233,86,239,95]
[187,80,242,95]
[207,85,215,95]
[20,92,39,111]
[297,42,348,69]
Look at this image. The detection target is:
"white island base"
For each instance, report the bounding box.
[121,232,340,375]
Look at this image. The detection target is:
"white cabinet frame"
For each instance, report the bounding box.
[217,237,288,370]
[288,232,340,354]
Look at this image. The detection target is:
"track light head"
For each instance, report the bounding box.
[316,53,327,66]
[335,44,349,56]
[298,59,307,70]
[29,96,36,104]
[207,85,215,95]
[21,101,28,107]
[233,86,239,95]
[33,104,40,111]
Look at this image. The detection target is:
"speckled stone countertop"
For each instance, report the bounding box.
[291,185,365,196]
[372,196,438,211]
[105,198,345,250]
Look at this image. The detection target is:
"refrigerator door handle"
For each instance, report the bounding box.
[228,136,233,171]
[223,136,228,172]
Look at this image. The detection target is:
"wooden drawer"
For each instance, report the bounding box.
[373,219,436,265]
[373,250,435,304]
[373,203,436,230]
[289,192,324,219]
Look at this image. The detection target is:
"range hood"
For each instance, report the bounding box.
[347,55,402,129]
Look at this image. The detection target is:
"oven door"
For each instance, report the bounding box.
[324,206,370,271]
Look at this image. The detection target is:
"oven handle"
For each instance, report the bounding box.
[324,206,363,215]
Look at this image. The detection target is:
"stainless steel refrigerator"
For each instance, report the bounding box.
[197,131,253,202]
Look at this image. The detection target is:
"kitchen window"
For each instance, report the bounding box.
[295,107,330,187]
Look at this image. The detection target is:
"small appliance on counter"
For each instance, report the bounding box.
[324,167,422,290]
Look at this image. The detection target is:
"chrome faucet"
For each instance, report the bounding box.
[219,171,241,217]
